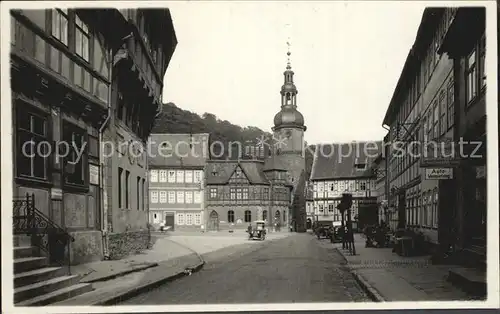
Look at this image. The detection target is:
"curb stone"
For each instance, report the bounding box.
[81,263,159,283]
[95,259,205,305]
[351,270,385,302]
[334,246,385,302]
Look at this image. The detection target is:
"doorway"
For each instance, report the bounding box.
[164,213,175,231]
[306,218,312,229]
[207,210,219,231]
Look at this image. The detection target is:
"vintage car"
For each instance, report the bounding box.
[314,221,333,239]
[248,220,266,240]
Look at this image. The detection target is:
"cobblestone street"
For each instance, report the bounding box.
[121,234,370,304]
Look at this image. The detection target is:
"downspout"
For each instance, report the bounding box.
[99,46,113,259]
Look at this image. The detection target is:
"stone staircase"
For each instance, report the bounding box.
[14,244,93,306]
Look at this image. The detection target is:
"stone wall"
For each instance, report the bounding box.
[108,230,150,260]
[69,230,103,264]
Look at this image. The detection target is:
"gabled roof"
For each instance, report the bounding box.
[205,160,269,185]
[148,133,209,169]
[310,141,383,181]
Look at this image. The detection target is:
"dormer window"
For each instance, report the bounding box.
[354,157,367,171]
[235,168,242,177]
[355,163,366,170]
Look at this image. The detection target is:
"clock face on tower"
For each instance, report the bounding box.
[285,130,292,138]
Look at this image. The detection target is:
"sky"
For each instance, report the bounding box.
[161,1,426,144]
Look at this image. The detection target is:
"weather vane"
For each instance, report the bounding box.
[286,37,292,69]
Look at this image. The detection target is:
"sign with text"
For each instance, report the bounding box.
[420,138,460,167]
[425,168,453,180]
[89,164,100,185]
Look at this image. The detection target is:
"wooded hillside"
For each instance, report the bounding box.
[152,102,316,178]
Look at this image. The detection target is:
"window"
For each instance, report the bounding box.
[230,188,236,200]
[75,14,90,61]
[159,170,167,182]
[168,170,175,183]
[168,191,175,203]
[194,191,201,203]
[185,171,193,183]
[228,210,235,223]
[328,204,334,213]
[185,191,193,203]
[151,191,158,203]
[186,213,193,226]
[125,170,130,208]
[177,213,185,225]
[263,210,268,221]
[263,188,269,200]
[194,213,202,225]
[433,189,439,228]
[243,188,249,200]
[210,188,217,199]
[137,177,141,210]
[177,191,184,203]
[194,171,202,183]
[244,210,252,223]
[176,170,184,183]
[236,188,242,200]
[466,50,477,103]
[439,90,447,135]
[447,80,455,128]
[51,9,68,45]
[118,168,123,207]
[16,107,49,181]
[63,122,87,187]
[433,100,439,139]
[480,34,486,89]
[359,182,366,191]
[235,167,242,178]
[159,191,167,203]
[142,178,145,210]
[150,170,158,182]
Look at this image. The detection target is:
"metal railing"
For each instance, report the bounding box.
[13,193,75,274]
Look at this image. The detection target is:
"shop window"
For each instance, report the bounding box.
[244,210,252,223]
[63,122,88,188]
[16,106,49,181]
[228,210,235,223]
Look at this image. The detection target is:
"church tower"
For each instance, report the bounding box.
[272,42,307,232]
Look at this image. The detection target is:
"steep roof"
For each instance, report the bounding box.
[310,141,383,181]
[205,160,270,185]
[148,133,209,169]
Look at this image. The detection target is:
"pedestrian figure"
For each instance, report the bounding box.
[159,220,166,233]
